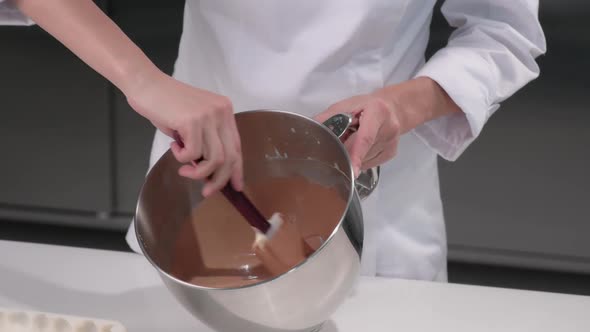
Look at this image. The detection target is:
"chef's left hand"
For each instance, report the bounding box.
[314,77,462,177]
[314,92,402,177]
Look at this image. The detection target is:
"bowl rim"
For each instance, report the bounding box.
[134,108,357,291]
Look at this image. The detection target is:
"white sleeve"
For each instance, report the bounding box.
[0,0,34,25]
[413,0,546,161]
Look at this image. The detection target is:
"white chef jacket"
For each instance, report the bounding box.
[1,0,546,281]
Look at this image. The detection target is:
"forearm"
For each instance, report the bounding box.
[404,1,544,161]
[15,0,158,96]
[374,77,461,135]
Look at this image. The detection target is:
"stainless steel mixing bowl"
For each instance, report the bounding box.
[134,110,373,332]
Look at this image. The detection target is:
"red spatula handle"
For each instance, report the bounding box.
[173,131,270,234]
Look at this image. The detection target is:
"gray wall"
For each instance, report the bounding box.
[428,1,590,273]
[0,1,588,273]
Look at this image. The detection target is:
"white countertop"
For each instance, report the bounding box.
[1,240,589,331]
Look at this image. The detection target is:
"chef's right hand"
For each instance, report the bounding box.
[126,69,243,197]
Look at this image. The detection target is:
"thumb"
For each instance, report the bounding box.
[343,133,361,177]
[348,111,382,177]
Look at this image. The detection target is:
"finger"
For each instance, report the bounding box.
[230,158,244,192]
[171,141,199,164]
[193,125,224,183]
[348,108,383,176]
[203,164,232,197]
[170,141,184,158]
[203,126,237,196]
[361,150,385,171]
[345,126,398,172]
[364,147,382,163]
[227,118,244,191]
[343,131,357,151]
[170,128,203,164]
[362,143,397,170]
[178,164,198,179]
[344,131,380,173]
[361,139,389,163]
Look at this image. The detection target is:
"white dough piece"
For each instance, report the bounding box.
[0,308,126,332]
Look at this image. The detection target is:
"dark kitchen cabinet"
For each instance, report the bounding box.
[0,26,112,214]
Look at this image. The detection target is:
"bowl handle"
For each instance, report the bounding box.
[321,114,380,201]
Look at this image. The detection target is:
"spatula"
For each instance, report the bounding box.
[173,131,311,275]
